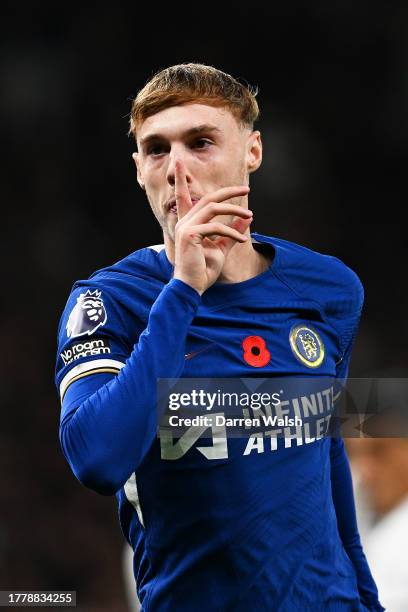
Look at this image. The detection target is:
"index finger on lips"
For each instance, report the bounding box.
[175,160,192,219]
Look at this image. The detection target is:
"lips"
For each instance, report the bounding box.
[167,197,200,214]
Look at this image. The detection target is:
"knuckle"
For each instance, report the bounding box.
[207,202,218,215]
[178,225,196,240]
[175,223,186,237]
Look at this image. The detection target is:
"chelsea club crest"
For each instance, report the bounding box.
[289,324,325,368]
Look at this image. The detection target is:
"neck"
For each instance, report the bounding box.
[164,231,271,284]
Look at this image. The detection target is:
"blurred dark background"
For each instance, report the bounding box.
[1,3,407,610]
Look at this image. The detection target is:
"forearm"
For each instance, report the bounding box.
[59,278,200,495]
[330,437,385,611]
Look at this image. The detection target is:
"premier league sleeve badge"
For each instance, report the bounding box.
[66,290,107,339]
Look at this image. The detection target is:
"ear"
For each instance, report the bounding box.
[132,152,145,190]
[246,130,262,174]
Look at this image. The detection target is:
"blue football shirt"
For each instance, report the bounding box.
[55,233,384,611]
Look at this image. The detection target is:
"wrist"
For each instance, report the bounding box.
[172,274,204,296]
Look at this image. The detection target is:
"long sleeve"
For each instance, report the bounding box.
[58,278,201,495]
[328,275,384,612]
[330,437,385,611]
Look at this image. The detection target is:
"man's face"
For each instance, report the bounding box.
[133,103,262,241]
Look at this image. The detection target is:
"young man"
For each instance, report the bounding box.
[55,64,384,611]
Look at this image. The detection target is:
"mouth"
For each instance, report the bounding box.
[167,197,201,214]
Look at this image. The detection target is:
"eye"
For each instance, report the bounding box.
[146,138,212,156]
[147,144,166,156]
[193,138,212,149]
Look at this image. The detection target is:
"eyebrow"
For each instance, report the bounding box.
[140,124,221,148]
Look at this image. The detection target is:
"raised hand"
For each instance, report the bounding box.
[173,160,253,295]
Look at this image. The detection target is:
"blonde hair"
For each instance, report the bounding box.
[129,63,260,138]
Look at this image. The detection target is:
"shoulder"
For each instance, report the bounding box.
[55,244,168,393]
[66,243,169,305]
[57,244,168,342]
[252,232,364,318]
[88,243,168,289]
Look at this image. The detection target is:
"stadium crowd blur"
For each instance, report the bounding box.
[2,3,407,611]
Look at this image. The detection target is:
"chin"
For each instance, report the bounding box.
[163,225,176,243]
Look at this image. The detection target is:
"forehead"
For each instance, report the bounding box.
[137,103,240,145]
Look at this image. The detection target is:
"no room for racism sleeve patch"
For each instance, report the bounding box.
[60,337,111,366]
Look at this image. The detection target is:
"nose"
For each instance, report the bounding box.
[166,150,192,188]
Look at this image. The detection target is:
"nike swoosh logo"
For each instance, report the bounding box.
[184,343,216,360]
